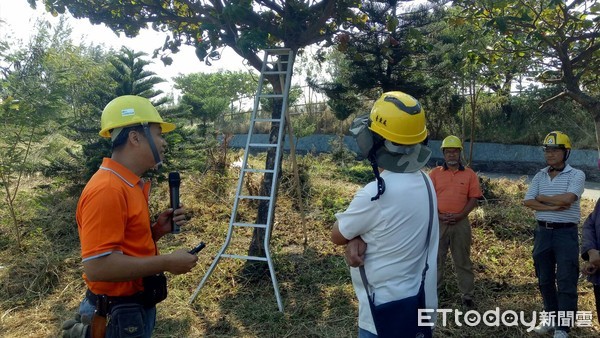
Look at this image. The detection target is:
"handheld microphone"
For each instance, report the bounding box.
[168,172,181,234]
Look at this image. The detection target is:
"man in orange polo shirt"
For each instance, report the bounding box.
[65,95,198,338]
[429,135,482,308]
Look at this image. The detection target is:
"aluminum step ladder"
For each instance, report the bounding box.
[189,48,295,312]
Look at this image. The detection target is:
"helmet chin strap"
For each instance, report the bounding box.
[142,123,163,170]
[368,137,386,201]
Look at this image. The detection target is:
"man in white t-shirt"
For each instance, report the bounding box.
[330,91,439,338]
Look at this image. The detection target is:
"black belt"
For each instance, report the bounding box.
[86,289,144,316]
[537,220,577,229]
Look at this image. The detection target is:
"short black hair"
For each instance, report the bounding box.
[111,125,145,150]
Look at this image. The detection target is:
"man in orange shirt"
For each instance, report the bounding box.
[429,135,482,308]
[64,95,198,338]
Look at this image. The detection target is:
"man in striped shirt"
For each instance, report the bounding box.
[524,131,585,338]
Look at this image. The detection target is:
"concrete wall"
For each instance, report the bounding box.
[228,134,600,181]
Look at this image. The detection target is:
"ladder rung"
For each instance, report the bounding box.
[253,118,281,123]
[266,62,289,67]
[263,70,288,75]
[258,94,284,98]
[238,195,271,200]
[265,48,293,55]
[248,143,277,148]
[221,254,268,261]
[243,168,275,174]
[232,222,267,228]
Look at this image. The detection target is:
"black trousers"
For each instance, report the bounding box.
[594,284,600,324]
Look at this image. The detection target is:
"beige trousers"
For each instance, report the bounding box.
[437,217,475,300]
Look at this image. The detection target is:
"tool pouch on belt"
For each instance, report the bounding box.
[91,294,146,338]
[142,272,167,307]
[106,303,146,338]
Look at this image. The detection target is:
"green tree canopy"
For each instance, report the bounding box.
[309,1,446,120]
[454,0,600,150]
[174,71,257,103]
[32,0,362,71]
[173,71,257,133]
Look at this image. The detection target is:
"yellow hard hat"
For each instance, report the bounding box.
[543,131,571,149]
[441,135,463,150]
[369,91,427,145]
[99,95,176,138]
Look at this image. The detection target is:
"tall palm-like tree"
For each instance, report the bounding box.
[109,46,168,106]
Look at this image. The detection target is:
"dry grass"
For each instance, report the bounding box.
[0,156,599,337]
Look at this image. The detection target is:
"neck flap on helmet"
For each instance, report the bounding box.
[350,113,432,201]
[351,114,386,201]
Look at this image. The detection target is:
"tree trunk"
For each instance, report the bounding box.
[574,95,600,168]
[1,180,21,248]
[594,111,600,169]
[467,77,478,166]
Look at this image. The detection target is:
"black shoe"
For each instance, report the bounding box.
[462,298,476,308]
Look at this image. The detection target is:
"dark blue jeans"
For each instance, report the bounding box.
[532,225,579,332]
[358,327,378,338]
